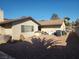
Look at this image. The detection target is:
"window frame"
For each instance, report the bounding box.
[21,25,34,32]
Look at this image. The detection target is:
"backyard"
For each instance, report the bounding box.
[0,32,79,59]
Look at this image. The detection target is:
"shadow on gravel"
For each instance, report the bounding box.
[0,32,79,59]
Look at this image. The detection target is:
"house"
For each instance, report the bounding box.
[0,9,66,40]
[39,19,66,35]
[0,17,40,40]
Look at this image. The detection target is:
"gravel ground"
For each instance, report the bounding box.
[0,32,79,59]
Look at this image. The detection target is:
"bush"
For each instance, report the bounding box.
[41,31,49,35]
[62,31,67,35]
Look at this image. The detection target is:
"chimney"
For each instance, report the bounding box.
[0,8,4,22]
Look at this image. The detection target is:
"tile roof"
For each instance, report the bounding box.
[0,18,15,25]
[0,17,64,26]
[39,19,64,26]
[0,17,40,25]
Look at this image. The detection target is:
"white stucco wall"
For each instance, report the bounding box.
[0,26,12,36]
[0,26,5,34]
[61,22,66,31]
[41,27,61,35]
[4,29,12,35]
[41,22,66,35]
[12,20,39,40]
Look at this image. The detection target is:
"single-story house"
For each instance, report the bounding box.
[0,17,40,40]
[39,19,66,35]
[0,9,66,40]
[0,18,66,39]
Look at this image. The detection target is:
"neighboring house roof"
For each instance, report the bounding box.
[0,17,40,25]
[0,19,14,25]
[39,19,64,26]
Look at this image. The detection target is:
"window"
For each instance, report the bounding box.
[21,25,34,32]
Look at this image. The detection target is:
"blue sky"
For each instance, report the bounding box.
[0,0,79,21]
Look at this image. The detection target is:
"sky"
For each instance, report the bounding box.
[0,0,79,21]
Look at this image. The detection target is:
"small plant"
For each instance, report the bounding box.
[20,34,25,41]
[31,38,55,49]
